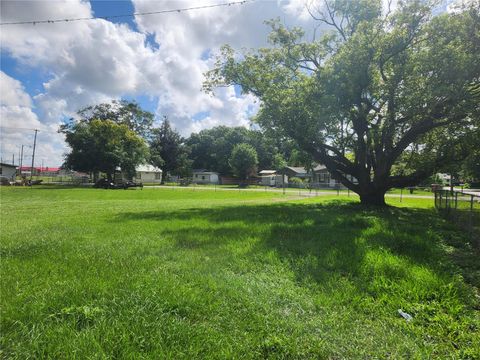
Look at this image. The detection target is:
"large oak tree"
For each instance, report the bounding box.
[205,0,480,205]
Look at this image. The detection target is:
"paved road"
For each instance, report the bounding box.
[147,185,435,199]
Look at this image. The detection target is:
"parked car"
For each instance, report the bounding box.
[94,178,143,189]
[0,176,12,186]
[122,180,143,189]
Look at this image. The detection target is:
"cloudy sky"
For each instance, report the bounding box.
[0,0,320,167]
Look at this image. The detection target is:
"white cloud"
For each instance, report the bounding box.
[0,71,32,107]
[1,0,319,163]
[132,0,317,134]
[0,71,65,166]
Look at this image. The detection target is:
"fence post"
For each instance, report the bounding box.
[454,191,458,209]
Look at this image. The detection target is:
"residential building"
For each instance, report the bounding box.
[133,165,162,183]
[0,163,17,182]
[193,169,219,184]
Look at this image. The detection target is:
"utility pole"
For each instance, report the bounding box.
[20,145,24,171]
[30,129,38,184]
[12,153,14,165]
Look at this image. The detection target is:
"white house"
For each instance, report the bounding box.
[258,170,287,187]
[259,170,277,186]
[192,170,219,184]
[0,163,17,182]
[133,164,162,183]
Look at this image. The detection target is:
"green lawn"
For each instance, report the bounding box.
[1,187,478,358]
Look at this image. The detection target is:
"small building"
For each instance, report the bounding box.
[313,165,337,187]
[133,164,162,183]
[193,169,219,184]
[0,163,17,182]
[259,170,276,186]
[259,170,287,187]
[19,166,39,176]
[313,165,356,188]
[40,167,61,176]
[282,166,310,180]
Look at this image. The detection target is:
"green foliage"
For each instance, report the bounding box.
[150,117,192,179]
[272,153,287,171]
[205,1,480,204]
[75,100,155,139]
[1,188,479,358]
[229,143,258,180]
[289,176,304,185]
[188,126,271,175]
[62,119,148,179]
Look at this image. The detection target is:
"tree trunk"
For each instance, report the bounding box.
[359,190,387,206]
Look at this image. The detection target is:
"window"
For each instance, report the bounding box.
[155,172,161,180]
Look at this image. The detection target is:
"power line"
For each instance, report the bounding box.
[0,0,251,26]
[0,126,61,136]
[0,126,40,132]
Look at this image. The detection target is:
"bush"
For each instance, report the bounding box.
[289,177,303,185]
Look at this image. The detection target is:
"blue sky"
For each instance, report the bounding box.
[8,0,451,166]
[0,0,456,166]
[1,0,318,166]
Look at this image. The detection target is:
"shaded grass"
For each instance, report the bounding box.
[0,187,479,359]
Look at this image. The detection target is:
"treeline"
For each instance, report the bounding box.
[61,100,480,185]
[60,100,312,180]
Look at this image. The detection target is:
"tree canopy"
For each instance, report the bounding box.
[76,100,155,139]
[187,126,299,175]
[149,118,192,179]
[229,143,259,180]
[62,119,148,180]
[205,0,480,205]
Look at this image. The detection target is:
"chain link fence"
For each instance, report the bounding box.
[435,189,480,248]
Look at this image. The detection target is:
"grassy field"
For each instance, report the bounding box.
[1,187,478,358]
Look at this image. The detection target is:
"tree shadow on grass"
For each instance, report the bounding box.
[114,201,479,293]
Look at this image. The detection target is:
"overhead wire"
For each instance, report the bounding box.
[0,126,59,135]
[0,0,251,26]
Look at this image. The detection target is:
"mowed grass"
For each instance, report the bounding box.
[0,187,478,359]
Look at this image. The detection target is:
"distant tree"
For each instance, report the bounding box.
[62,119,148,181]
[187,126,282,175]
[229,143,258,180]
[272,153,287,171]
[188,126,249,175]
[174,152,194,179]
[150,117,191,179]
[76,100,155,139]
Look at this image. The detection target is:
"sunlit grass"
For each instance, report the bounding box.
[1,187,478,358]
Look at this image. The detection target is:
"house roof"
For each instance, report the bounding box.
[41,167,61,172]
[259,170,276,175]
[0,163,18,168]
[313,164,327,172]
[136,164,162,172]
[19,166,61,172]
[284,166,308,174]
[193,169,218,175]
